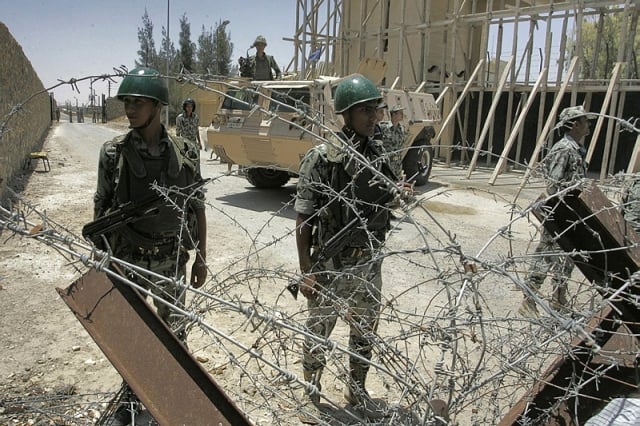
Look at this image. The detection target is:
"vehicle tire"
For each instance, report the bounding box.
[403,126,435,186]
[245,167,291,188]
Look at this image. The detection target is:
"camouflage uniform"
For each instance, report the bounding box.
[176,112,200,145]
[294,129,395,382]
[524,134,587,310]
[381,123,406,179]
[623,175,640,233]
[250,54,281,81]
[93,126,204,328]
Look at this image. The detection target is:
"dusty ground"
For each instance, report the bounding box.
[0,120,560,425]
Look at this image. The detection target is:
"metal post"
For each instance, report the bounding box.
[165,0,170,127]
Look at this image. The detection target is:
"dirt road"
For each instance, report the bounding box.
[1,120,552,425]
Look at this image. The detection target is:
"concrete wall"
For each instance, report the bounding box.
[0,22,51,199]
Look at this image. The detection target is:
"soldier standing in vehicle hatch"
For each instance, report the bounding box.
[518,105,596,317]
[93,67,208,425]
[294,74,403,423]
[249,35,281,80]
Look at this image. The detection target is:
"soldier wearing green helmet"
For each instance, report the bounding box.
[93,67,208,424]
[294,74,399,423]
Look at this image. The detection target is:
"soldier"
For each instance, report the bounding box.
[373,101,387,140]
[382,104,408,180]
[249,35,281,81]
[518,105,596,317]
[295,74,399,423]
[622,174,640,233]
[93,67,207,424]
[176,97,204,151]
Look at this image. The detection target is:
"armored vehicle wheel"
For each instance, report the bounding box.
[403,138,434,186]
[245,167,291,188]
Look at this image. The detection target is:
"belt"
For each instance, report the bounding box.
[132,239,176,258]
[340,246,372,258]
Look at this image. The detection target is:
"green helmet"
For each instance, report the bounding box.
[334,74,381,113]
[117,67,169,105]
[253,35,267,47]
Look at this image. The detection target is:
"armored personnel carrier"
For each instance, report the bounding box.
[207,74,440,188]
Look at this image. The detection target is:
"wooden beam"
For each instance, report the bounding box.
[517,56,578,192]
[626,133,640,174]
[585,62,624,165]
[431,59,485,161]
[466,56,515,178]
[489,67,548,185]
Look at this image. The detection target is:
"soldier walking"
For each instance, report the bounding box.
[176,97,204,151]
[519,105,596,317]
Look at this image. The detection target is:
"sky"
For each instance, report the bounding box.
[2,0,296,104]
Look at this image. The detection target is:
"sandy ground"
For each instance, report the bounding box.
[0,120,566,425]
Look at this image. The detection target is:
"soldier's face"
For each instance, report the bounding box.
[345,100,379,137]
[122,96,158,127]
[570,117,591,139]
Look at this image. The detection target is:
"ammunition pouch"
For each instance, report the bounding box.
[116,225,177,259]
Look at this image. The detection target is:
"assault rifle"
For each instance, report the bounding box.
[82,179,209,248]
[287,163,427,299]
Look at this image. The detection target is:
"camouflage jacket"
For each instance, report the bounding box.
[93,127,204,217]
[623,175,640,233]
[543,134,587,195]
[93,127,204,254]
[381,123,406,179]
[176,112,200,143]
[294,129,396,252]
[250,54,281,80]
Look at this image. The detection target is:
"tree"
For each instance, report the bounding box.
[573,10,640,79]
[197,25,215,76]
[136,9,158,69]
[213,20,234,76]
[158,25,179,73]
[178,14,196,72]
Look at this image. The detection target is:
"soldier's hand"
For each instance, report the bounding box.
[191,261,207,289]
[300,273,318,300]
[398,180,415,201]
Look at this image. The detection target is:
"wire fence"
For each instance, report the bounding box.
[1,72,639,425]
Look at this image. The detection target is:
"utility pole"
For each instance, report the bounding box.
[165,0,170,127]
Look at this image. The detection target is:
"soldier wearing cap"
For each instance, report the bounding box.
[249,35,281,80]
[519,105,596,317]
[294,74,399,423]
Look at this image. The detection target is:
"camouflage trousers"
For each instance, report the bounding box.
[303,251,383,373]
[122,249,190,331]
[524,229,573,303]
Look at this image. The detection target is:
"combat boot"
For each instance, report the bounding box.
[298,369,323,425]
[551,285,570,314]
[344,363,385,420]
[518,297,539,318]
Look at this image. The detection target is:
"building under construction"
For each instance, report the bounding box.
[289,0,640,183]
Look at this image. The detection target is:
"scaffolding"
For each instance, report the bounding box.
[291,0,640,182]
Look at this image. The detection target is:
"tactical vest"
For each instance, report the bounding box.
[319,135,395,248]
[109,133,200,252]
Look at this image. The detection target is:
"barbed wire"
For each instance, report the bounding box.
[1,71,639,425]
